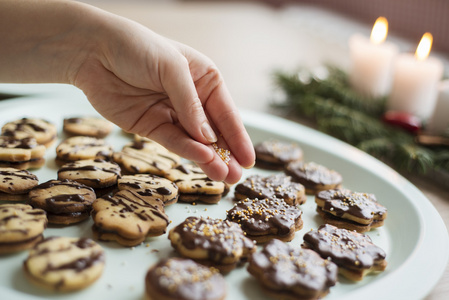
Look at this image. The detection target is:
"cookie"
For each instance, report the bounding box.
[63,116,114,138]
[92,189,169,247]
[112,139,181,175]
[168,216,256,273]
[234,174,306,205]
[315,188,387,233]
[0,136,46,170]
[145,258,226,300]
[247,239,338,300]
[0,204,47,255]
[285,161,342,194]
[55,136,114,166]
[0,167,39,201]
[117,174,179,206]
[255,140,303,170]
[302,224,387,281]
[2,117,57,148]
[226,197,303,243]
[29,179,96,225]
[163,164,229,204]
[58,159,121,189]
[23,236,105,291]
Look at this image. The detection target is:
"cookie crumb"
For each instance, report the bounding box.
[212,143,231,165]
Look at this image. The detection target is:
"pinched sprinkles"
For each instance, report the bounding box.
[212,143,231,165]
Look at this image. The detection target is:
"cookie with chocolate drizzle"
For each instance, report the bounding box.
[234,174,306,205]
[168,216,256,273]
[0,167,39,201]
[315,188,387,232]
[23,236,105,291]
[254,140,303,170]
[29,179,97,225]
[112,139,181,176]
[55,136,114,166]
[0,136,46,170]
[118,174,179,206]
[248,239,338,300]
[303,224,387,281]
[63,116,114,138]
[1,117,57,148]
[0,203,47,254]
[285,161,342,195]
[145,258,227,300]
[227,197,303,243]
[163,164,229,204]
[92,189,169,247]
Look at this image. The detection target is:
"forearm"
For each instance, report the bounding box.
[0,0,105,84]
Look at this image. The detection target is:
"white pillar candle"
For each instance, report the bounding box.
[349,17,399,98]
[387,33,444,120]
[426,80,449,135]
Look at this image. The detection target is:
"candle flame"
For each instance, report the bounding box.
[370,17,388,45]
[415,32,433,61]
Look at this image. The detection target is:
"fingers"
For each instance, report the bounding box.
[158,52,217,145]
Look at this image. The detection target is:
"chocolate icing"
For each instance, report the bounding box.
[227,198,302,236]
[303,224,386,270]
[145,258,226,300]
[249,239,338,293]
[285,161,342,188]
[0,136,38,149]
[316,189,387,220]
[255,140,303,163]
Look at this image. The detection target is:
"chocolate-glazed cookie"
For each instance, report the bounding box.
[234,174,306,205]
[2,117,57,148]
[248,239,338,300]
[168,216,256,273]
[255,140,303,170]
[0,136,46,170]
[0,167,39,201]
[112,139,181,176]
[285,161,342,195]
[92,189,169,247]
[118,174,179,206]
[55,136,114,166]
[145,258,226,300]
[23,236,105,291]
[164,164,229,204]
[29,179,96,225]
[227,198,303,243]
[63,116,114,138]
[315,189,387,233]
[303,224,387,281]
[0,204,47,255]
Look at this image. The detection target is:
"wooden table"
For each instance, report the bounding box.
[80,1,449,298]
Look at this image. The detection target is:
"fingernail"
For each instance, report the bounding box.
[243,161,256,169]
[201,122,217,143]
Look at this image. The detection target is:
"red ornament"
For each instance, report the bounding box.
[382,111,422,134]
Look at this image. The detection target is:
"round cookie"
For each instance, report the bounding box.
[303,224,388,281]
[23,236,105,291]
[234,174,306,205]
[145,258,227,300]
[248,239,338,300]
[92,189,169,247]
[112,139,181,176]
[63,116,114,138]
[168,216,256,273]
[255,140,303,170]
[29,179,96,225]
[117,174,179,206]
[315,188,387,233]
[0,204,47,255]
[227,197,303,243]
[285,161,342,194]
[0,167,39,201]
[55,136,114,166]
[58,159,121,189]
[2,117,57,148]
[0,136,46,170]
[163,164,229,204]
